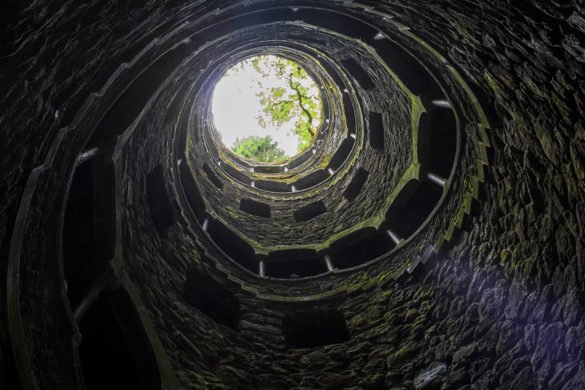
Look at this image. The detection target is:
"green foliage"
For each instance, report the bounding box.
[232,135,287,163]
[252,56,323,154]
[219,55,323,163]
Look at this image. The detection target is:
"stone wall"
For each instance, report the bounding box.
[1,0,584,389]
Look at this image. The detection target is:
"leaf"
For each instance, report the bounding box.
[225,55,324,158]
[232,135,287,163]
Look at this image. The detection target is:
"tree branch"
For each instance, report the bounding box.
[287,72,315,137]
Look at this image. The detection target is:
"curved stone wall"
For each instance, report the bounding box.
[0,1,584,389]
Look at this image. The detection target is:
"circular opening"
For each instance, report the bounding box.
[211,55,323,164]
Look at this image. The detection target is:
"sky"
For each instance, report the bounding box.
[211,55,319,157]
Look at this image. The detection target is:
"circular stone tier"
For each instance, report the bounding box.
[4,1,583,390]
[168,6,489,282]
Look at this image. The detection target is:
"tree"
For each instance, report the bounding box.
[232,135,287,163]
[252,56,323,153]
[215,55,323,162]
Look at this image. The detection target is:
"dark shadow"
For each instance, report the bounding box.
[146,165,174,235]
[418,107,457,177]
[207,219,258,273]
[386,180,443,238]
[328,228,395,269]
[282,309,351,349]
[293,201,327,222]
[254,165,283,174]
[294,169,328,190]
[90,43,193,143]
[342,92,356,132]
[183,266,240,330]
[296,8,378,44]
[255,180,290,193]
[221,163,252,186]
[343,168,369,201]
[240,198,271,218]
[63,159,115,311]
[178,162,206,223]
[203,163,224,189]
[368,111,385,150]
[370,39,443,98]
[341,58,376,90]
[265,250,327,278]
[78,289,161,390]
[328,137,354,171]
[286,148,313,170]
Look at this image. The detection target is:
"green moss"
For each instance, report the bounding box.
[242,163,420,254]
[485,73,503,95]
[500,248,512,266]
[345,271,373,293]
[414,286,434,301]
[405,309,419,321]
[208,25,492,259]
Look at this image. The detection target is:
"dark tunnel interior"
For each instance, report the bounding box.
[1,1,584,389]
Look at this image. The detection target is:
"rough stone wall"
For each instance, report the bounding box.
[122,187,585,389]
[186,22,414,249]
[0,2,181,387]
[380,0,585,387]
[1,0,584,389]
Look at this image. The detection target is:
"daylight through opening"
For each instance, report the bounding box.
[211,55,323,164]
